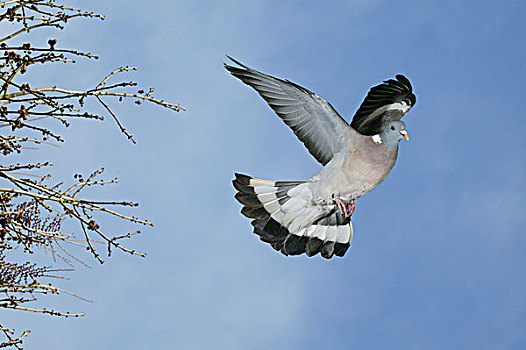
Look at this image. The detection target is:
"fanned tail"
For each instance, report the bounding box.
[233,173,353,259]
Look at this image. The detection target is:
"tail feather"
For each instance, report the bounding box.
[284,235,309,255]
[233,173,353,259]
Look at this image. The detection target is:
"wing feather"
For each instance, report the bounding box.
[225,56,354,165]
[350,74,416,135]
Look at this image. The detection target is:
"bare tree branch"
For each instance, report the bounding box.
[0,1,185,347]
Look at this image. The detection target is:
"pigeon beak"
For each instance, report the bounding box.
[400,130,409,141]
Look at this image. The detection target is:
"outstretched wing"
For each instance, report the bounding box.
[225,56,353,166]
[351,75,416,136]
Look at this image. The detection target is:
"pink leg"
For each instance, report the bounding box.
[346,200,355,216]
[335,198,355,217]
[336,198,346,216]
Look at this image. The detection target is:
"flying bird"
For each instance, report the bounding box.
[226,57,416,259]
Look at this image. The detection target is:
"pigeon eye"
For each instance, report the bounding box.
[391,125,395,131]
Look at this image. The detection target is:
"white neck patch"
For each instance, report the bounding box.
[372,134,382,144]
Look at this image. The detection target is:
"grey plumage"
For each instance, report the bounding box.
[227,57,415,259]
[225,56,350,166]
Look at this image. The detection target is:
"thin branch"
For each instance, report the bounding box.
[0,2,185,346]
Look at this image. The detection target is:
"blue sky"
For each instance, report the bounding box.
[4,0,526,349]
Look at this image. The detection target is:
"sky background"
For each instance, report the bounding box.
[4,0,526,349]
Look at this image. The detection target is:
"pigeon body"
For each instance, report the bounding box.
[310,121,407,205]
[227,57,415,259]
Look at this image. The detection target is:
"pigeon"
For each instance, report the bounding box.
[226,56,416,259]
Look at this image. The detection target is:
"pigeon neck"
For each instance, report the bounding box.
[378,129,400,149]
[371,134,398,148]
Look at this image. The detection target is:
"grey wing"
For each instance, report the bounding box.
[225,56,353,166]
[350,75,416,136]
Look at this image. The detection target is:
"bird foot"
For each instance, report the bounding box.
[335,198,355,217]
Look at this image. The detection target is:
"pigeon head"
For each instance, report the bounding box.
[379,121,409,147]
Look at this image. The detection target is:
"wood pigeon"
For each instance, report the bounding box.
[226,57,416,259]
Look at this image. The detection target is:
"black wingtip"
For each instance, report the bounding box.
[394,74,416,106]
[395,74,413,90]
[350,73,416,135]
